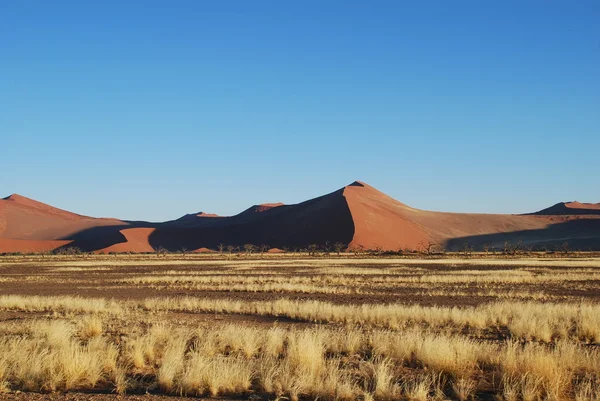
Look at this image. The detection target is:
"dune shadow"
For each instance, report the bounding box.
[57,221,153,252]
[527,203,600,216]
[148,188,355,251]
[445,218,600,251]
[53,189,355,252]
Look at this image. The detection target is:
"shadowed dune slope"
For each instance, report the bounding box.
[531,201,600,216]
[148,188,354,251]
[1,183,599,253]
[147,183,600,251]
[446,218,600,250]
[240,203,285,214]
[166,212,223,228]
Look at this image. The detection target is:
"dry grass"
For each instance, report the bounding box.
[0,255,599,400]
[1,320,599,399]
[0,295,123,314]
[141,296,600,342]
[0,321,119,392]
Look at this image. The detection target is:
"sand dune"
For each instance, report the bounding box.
[343,181,430,250]
[340,181,581,250]
[168,212,222,228]
[96,228,156,254]
[240,203,285,214]
[0,238,73,253]
[0,194,124,241]
[1,182,599,253]
[192,247,217,253]
[149,187,354,251]
[532,201,600,215]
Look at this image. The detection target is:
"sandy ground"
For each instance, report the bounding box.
[1,255,600,307]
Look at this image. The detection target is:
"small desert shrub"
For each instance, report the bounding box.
[372,358,400,400]
[157,333,188,392]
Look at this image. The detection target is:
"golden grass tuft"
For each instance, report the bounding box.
[78,315,103,339]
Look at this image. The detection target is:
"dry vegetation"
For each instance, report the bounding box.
[0,254,599,400]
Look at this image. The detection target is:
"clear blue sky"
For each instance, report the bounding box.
[1,1,598,221]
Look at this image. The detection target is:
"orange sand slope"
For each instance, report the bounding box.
[1,182,599,253]
[0,238,73,253]
[0,194,125,241]
[96,228,156,254]
[343,182,599,250]
[343,182,429,250]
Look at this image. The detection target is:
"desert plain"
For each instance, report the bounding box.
[0,253,599,401]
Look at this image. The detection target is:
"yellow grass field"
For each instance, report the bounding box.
[0,254,599,401]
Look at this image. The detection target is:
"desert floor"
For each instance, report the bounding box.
[0,254,599,400]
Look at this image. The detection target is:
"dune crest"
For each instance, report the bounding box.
[532,201,600,216]
[1,183,599,253]
[565,201,600,210]
[240,203,285,214]
[343,181,429,250]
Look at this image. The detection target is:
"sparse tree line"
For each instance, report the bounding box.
[0,240,594,258]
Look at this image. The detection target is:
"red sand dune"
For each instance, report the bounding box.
[1,182,599,253]
[167,212,222,228]
[193,247,217,253]
[531,201,600,216]
[96,228,155,254]
[149,187,353,251]
[343,181,430,250]
[196,212,221,218]
[179,212,221,219]
[565,202,600,210]
[0,194,125,242]
[0,238,73,253]
[240,203,285,214]
[341,181,570,251]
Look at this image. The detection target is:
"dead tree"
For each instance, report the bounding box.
[243,244,256,254]
[333,242,345,256]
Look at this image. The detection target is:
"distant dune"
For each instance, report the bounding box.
[531,201,600,216]
[240,203,285,214]
[1,182,599,253]
[0,193,125,241]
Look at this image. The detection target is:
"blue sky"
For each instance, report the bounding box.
[1,1,598,221]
